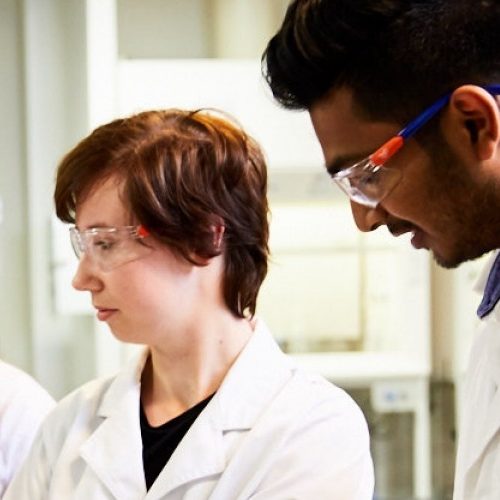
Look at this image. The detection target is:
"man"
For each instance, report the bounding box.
[262,1,500,499]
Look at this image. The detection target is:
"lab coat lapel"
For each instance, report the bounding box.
[146,320,293,499]
[145,411,226,499]
[209,320,299,499]
[80,351,148,500]
[463,318,500,475]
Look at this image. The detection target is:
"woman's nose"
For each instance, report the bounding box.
[349,200,388,232]
[71,253,103,292]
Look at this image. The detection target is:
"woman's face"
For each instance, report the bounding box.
[72,175,198,346]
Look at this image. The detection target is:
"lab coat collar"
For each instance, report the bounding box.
[461,316,500,476]
[148,319,295,499]
[211,318,294,431]
[474,250,500,321]
[474,251,499,294]
[81,320,294,499]
[463,250,500,473]
[79,350,148,500]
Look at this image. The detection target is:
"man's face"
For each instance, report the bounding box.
[309,87,499,268]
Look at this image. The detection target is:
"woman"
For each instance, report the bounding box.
[5,109,373,499]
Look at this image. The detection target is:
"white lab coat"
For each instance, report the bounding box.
[454,250,500,500]
[0,361,55,497]
[5,320,374,500]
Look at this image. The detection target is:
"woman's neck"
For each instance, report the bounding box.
[140,315,254,426]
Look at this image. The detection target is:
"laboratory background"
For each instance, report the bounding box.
[0,1,491,499]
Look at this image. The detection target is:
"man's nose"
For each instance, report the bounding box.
[349,200,388,232]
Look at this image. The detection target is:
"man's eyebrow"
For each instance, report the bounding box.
[325,152,370,176]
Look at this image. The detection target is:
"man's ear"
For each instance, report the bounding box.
[445,85,500,161]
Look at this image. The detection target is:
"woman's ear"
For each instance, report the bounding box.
[446,85,500,161]
[212,223,225,252]
[188,220,225,266]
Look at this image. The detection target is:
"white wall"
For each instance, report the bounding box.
[19,0,95,397]
[117,0,291,59]
[118,0,212,59]
[0,0,30,369]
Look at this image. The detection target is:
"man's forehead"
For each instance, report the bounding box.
[310,86,359,124]
[309,88,400,173]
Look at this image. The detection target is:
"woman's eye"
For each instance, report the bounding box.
[94,239,115,251]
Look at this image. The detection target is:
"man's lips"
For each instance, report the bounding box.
[410,229,427,250]
[387,222,415,238]
[387,223,427,250]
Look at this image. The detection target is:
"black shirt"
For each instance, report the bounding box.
[140,394,214,490]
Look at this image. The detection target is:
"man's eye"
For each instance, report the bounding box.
[348,170,377,188]
[358,171,380,186]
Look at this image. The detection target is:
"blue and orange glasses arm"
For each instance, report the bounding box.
[369,84,500,167]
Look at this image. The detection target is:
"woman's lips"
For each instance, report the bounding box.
[96,309,117,321]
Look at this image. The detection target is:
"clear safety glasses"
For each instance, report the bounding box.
[332,84,500,208]
[69,225,151,272]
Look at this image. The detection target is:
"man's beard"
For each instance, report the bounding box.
[425,140,500,269]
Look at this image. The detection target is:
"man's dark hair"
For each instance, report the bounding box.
[263,0,500,123]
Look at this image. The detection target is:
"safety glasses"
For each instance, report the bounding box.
[69,225,151,271]
[332,84,500,207]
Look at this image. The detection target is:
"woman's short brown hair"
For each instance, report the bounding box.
[54,109,269,318]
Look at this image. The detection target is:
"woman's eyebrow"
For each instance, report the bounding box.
[76,223,114,231]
